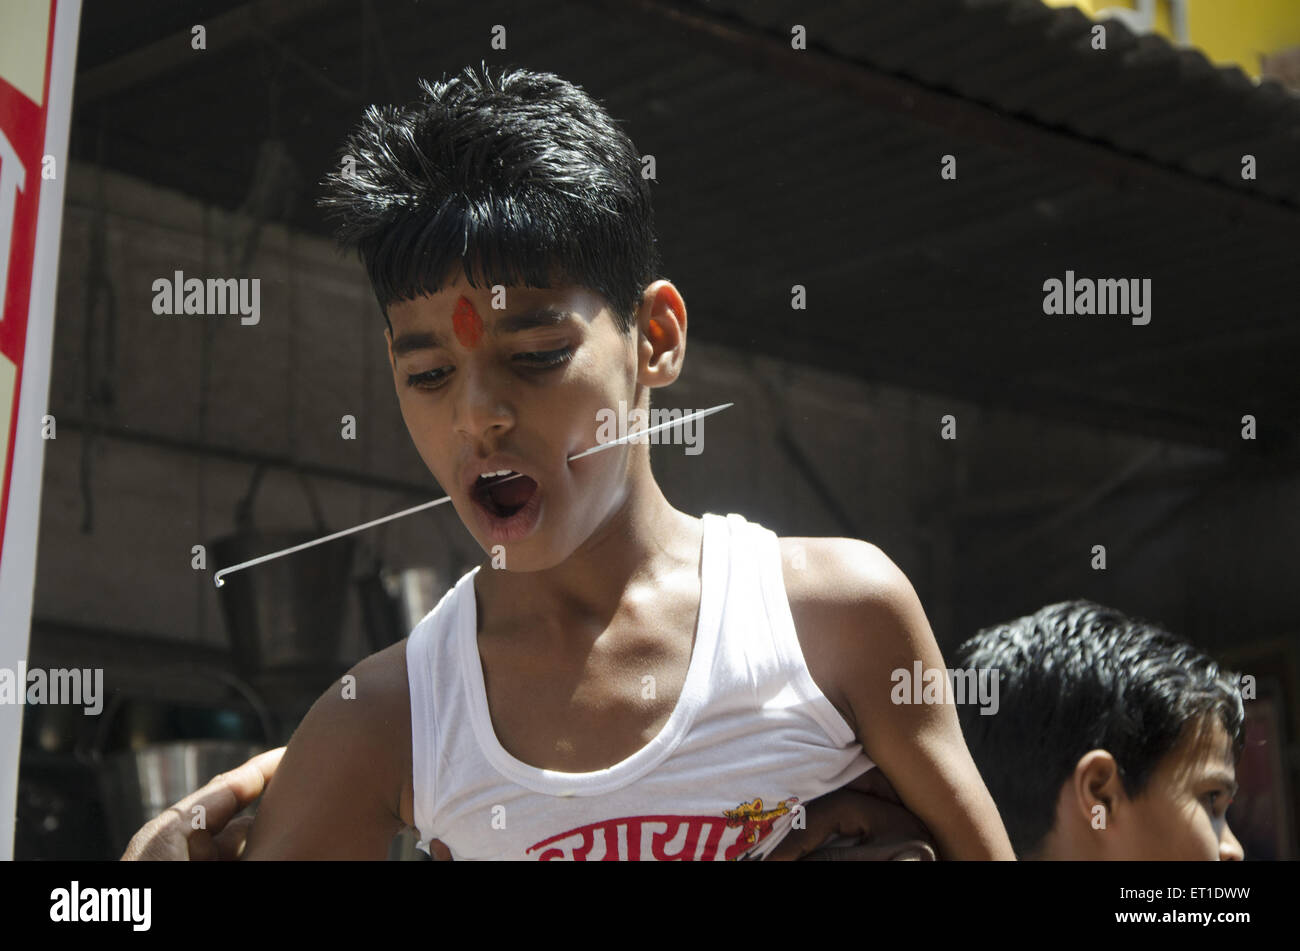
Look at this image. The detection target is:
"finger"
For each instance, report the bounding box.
[764,792,854,861]
[169,747,285,835]
[801,791,931,849]
[212,815,257,861]
[843,766,902,804]
[187,828,218,862]
[767,790,917,861]
[123,797,208,862]
[892,841,937,861]
[763,786,937,861]
[765,826,835,861]
[121,819,184,862]
[844,795,932,843]
[802,839,937,861]
[215,746,285,808]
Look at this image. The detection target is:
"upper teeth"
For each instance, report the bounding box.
[480,469,514,480]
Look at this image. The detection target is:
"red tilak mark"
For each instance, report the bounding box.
[452,295,484,348]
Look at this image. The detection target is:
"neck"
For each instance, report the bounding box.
[474,451,699,643]
[1035,798,1104,861]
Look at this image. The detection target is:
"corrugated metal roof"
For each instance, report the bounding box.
[701,0,1300,204]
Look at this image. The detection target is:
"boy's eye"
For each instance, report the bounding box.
[514,346,574,368]
[1203,791,1230,815]
[406,367,451,389]
[404,347,573,389]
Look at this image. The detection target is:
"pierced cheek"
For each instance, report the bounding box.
[452,295,484,348]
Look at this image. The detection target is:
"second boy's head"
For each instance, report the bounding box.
[955,601,1246,860]
[319,65,685,569]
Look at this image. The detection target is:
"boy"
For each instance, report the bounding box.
[241,64,1013,861]
[954,600,1246,860]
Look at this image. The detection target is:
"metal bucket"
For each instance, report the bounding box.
[81,670,277,857]
[356,563,441,651]
[212,465,354,675]
[99,739,266,855]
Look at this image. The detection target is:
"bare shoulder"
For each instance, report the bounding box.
[776,537,927,735]
[241,640,411,859]
[348,639,412,733]
[777,537,914,609]
[348,639,413,824]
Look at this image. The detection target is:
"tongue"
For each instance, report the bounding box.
[487,475,537,510]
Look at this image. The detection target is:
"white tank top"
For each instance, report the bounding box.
[406,512,875,860]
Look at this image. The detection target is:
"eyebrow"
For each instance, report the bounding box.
[1200,769,1240,798]
[390,307,577,357]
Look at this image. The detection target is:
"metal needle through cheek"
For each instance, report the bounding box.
[212,402,733,587]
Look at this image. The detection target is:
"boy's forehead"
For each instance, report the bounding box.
[1162,715,1237,784]
[388,281,602,326]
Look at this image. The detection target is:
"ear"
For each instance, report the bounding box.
[1067,749,1125,850]
[635,280,687,389]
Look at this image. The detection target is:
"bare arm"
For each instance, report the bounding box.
[241,644,411,860]
[805,539,1015,860]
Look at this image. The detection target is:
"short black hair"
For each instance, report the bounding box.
[318,62,659,333]
[954,600,1245,858]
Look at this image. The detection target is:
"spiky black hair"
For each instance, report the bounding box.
[318,62,660,333]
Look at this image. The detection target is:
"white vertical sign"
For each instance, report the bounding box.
[0,0,81,860]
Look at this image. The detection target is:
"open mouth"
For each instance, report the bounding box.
[471,470,539,519]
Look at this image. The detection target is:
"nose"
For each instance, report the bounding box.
[452,361,514,443]
[1219,822,1244,861]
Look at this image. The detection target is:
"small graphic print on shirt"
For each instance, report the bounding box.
[524,797,800,861]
